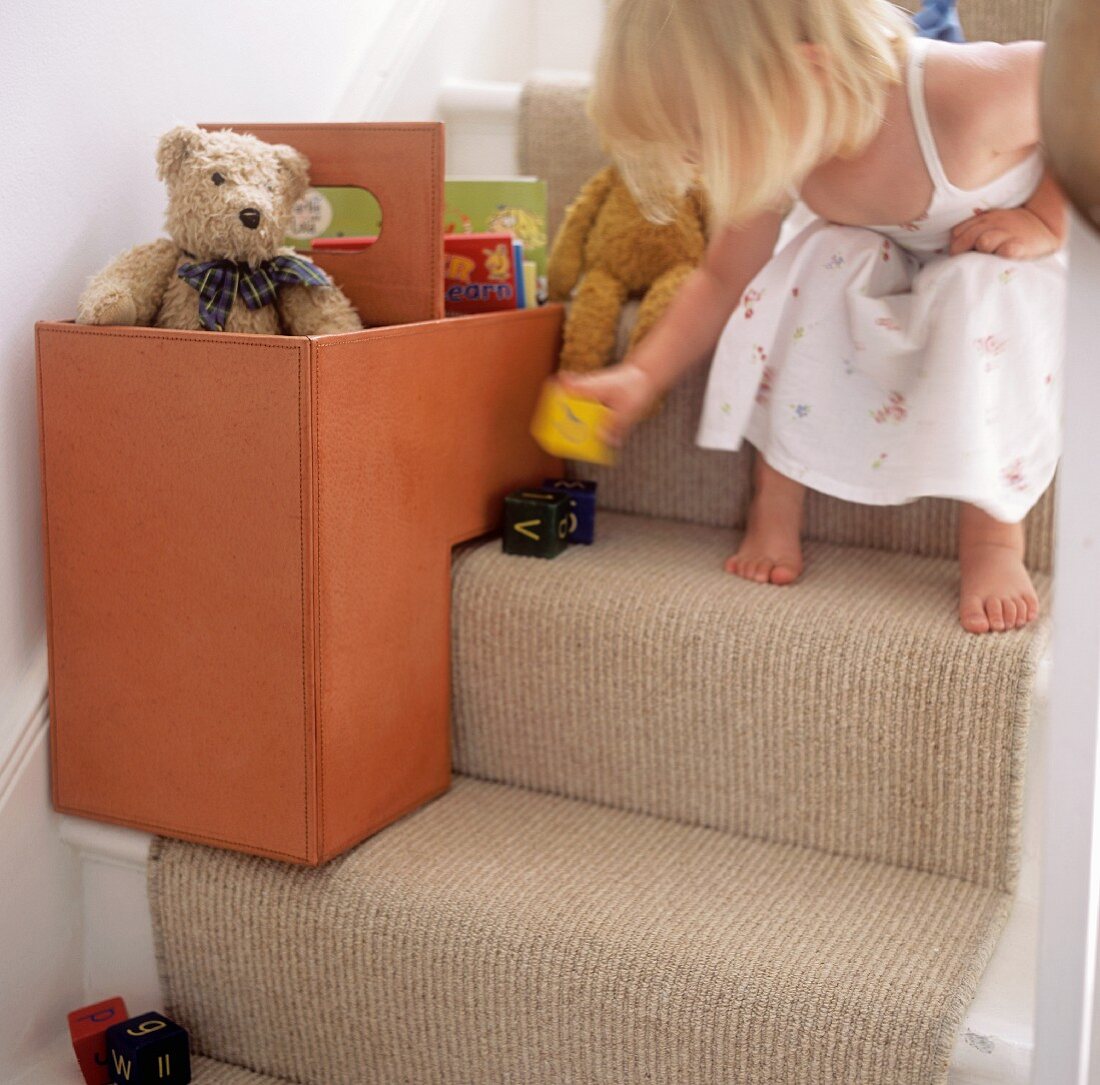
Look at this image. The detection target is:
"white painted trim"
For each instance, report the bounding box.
[59,815,159,1016]
[0,685,47,814]
[59,816,153,871]
[1032,213,1100,1084]
[0,637,48,803]
[331,0,451,120]
[439,79,522,118]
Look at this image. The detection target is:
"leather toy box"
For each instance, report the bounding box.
[35,122,563,865]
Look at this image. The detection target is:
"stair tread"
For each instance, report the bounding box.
[193,1057,292,1084]
[153,777,1010,1085]
[453,511,1049,889]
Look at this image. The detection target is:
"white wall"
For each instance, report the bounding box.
[0,0,573,1070]
[0,0,430,1070]
[0,0,408,758]
[534,0,605,72]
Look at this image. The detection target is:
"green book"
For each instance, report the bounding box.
[287,177,549,300]
[443,177,549,288]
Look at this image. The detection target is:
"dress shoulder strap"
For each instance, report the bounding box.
[905,36,953,194]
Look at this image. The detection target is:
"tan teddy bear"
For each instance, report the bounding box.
[547,164,709,375]
[77,125,362,336]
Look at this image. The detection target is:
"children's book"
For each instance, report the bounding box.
[443,231,521,315]
[314,233,528,316]
[443,177,549,300]
[288,178,549,304]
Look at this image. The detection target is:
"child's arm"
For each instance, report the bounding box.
[949,166,1067,259]
[947,41,1067,259]
[555,209,783,447]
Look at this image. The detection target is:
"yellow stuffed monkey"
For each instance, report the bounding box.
[548,165,709,384]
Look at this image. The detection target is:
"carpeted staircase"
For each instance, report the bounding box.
[148,4,1055,1081]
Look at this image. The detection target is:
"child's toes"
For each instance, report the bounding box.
[753,560,773,583]
[1001,597,1018,629]
[1013,596,1030,628]
[770,560,800,585]
[724,554,740,574]
[985,596,1006,632]
[960,594,991,634]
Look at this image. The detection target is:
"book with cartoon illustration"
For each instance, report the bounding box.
[443,232,522,316]
[287,177,549,304]
[443,177,549,299]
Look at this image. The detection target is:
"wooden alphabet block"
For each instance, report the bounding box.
[106,1012,190,1085]
[502,489,570,558]
[67,997,129,1085]
[529,382,616,466]
[540,478,598,544]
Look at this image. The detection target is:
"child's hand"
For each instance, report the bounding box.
[554,363,658,448]
[949,207,1061,260]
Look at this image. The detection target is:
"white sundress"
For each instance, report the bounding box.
[695,35,1065,523]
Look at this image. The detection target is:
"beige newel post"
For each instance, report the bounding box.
[1034,3,1100,1082]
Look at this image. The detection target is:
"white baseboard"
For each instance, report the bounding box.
[58,817,159,1013]
[0,688,84,1076]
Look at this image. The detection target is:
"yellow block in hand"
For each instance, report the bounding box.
[530,381,616,466]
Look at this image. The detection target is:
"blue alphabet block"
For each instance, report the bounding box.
[540,478,598,545]
[106,1012,190,1085]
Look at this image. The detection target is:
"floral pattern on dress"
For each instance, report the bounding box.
[755,367,775,406]
[975,335,1008,373]
[743,288,764,318]
[1002,459,1028,492]
[869,392,908,425]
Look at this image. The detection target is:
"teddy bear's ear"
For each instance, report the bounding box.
[272,144,311,204]
[156,125,205,184]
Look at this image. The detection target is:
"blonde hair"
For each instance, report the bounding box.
[588,0,913,228]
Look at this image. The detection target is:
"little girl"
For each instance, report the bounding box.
[555,0,1066,635]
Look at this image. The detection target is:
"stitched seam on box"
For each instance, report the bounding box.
[315,343,325,854]
[212,124,435,133]
[36,327,60,797]
[310,305,559,347]
[298,349,309,858]
[428,128,440,315]
[55,803,307,862]
[38,326,306,352]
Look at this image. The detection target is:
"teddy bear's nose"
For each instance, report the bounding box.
[239,208,262,230]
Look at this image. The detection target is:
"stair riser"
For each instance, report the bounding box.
[451,515,1048,891]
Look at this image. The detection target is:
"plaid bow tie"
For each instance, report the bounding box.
[177,254,330,332]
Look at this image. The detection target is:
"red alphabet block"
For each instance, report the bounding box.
[67,997,129,1085]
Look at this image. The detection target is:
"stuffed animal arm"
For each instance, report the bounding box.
[77,239,180,327]
[548,165,617,301]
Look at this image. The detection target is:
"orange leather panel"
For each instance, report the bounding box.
[36,305,564,864]
[312,306,564,860]
[200,123,444,328]
[37,323,317,861]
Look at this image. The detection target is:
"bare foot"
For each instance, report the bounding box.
[726,453,806,585]
[957,503,1040,634]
